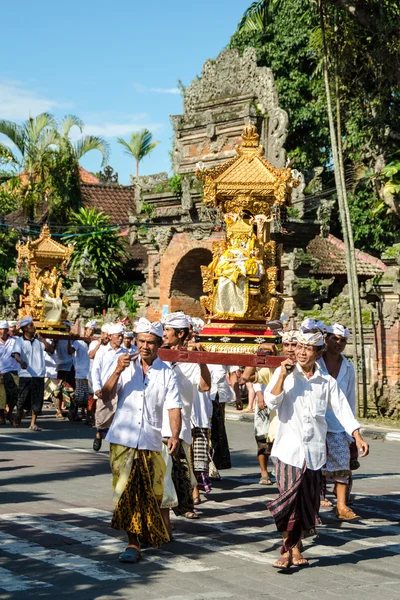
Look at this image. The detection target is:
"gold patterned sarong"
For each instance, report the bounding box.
[110,444,169,547]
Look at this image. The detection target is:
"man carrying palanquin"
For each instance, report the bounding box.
[161,312,211,529]
[265,327,369,570]
[102,318,182,564]
[11,316,55,431]
[318,323,359,519]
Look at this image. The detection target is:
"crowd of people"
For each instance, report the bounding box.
[0,312,370,570]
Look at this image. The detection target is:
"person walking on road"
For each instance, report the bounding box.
[0,320,19,424]
[11,316,54,431]
[319,323,359,519]
[265,327,370,570]
[102,318,182,563]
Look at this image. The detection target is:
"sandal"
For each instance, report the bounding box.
[292,551,309,567]
[56,412,65,420]
[28,424,42,431]
[183,511,199,519]
[336,506,359,520]
[118,546,142,563]
[320,499,333,507]
[259,476,272,485]
[272,550,292,570]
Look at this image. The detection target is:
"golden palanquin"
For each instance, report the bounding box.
[195,124,298,352]
[16,224,73,331]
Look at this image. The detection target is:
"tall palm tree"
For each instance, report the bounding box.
[58,114,110,166]
[117,129,159,178]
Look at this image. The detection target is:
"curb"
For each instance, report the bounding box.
[225,409,400,442]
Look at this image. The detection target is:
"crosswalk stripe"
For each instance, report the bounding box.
[0,531,135,581]
[0,566,52,592]
[0,513,216,573]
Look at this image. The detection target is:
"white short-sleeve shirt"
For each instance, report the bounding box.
[318,355,356,433]
[12,336,46,378]
[162,362,200,445]
[72,340,90,379]
[106,356,182,451]
[0,337,19,374]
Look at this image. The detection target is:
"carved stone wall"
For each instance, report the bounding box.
[172,48,289,174]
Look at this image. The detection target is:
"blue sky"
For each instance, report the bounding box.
[1,0,250,184]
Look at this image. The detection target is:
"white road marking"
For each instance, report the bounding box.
[0,432,109,456]
[0,531,135,581]
[0,513,216,573]
[0,566,52,592]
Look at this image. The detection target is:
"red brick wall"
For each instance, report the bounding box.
[374,319,400,389]
[154,231,224,319]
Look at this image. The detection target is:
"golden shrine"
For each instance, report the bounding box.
[195,124,298,352]
[16,224,74,332]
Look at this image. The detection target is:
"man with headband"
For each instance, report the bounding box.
[319,323,359,519]
[102,317,182,563]
[0,320,19,424]
[265,324,369,569]
[161,311,211,529]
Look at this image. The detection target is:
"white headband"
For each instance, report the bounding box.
[8,321,17,327]
[192,317,205,333]
[163,311,190,329]
[101,324,110,333]
[85,320,97,329]
[327,323,350,339]
[124,331,134,338]
[108,324,124,335]
[281,329,298,343]
[297,330,325,347]
[136,317,164,338]
[18,316,33,328]
[0,320,9,329]
[300,318,327,333]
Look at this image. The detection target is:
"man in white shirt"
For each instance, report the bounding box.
[123,331,137,355]
[53,322,76,420]
[68,321,95,423]
[102,318,181,563]
[0,320,19,424]
[11,316,54,431]
[161,312,211,527]
[265,328,369,569]
[319,323,358,519]
[92,323,128,451]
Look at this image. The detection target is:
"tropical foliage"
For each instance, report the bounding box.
[117,129,159,178]
[62,207,128,296]
[230,0,400,254]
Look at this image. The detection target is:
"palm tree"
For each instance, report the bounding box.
[0,112,58,181]
[58,114,110,166]
[117,129,159,178]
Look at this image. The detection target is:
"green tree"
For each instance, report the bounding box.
[117,129,159,178]
[63,207,127,295]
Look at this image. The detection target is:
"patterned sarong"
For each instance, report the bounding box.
[171,441,195,516]
[323,431,351,483]
[192,427,210,473]
[267,460,321,553]
[75,379,89,407]
[110,444,169,548]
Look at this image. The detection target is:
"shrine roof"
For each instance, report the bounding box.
[307,235,387,276]
[80,183,136,223]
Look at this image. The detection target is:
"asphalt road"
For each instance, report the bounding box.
[0,409,400,600]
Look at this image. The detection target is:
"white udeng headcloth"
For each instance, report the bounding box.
[101,323,110,333]
[162,311,190,329]
[108,323,124,335]
[297,330,325,347]
[18,316,33,328]
[327,323,350,339]
[192,317,205,333]
[135,317,164,338]
[85,320,97,329]
[0,320,9,329]
[281,329,298,343]
[300,318,327,333]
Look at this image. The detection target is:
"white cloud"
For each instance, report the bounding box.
[133,82,180,95]
[0,80,69,120]
[78,113,164,139]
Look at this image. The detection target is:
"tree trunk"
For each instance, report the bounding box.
[320,0,361,413]
[136,159,139,178]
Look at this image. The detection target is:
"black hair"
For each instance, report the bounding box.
[172,327,189,343]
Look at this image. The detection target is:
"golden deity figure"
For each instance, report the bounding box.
[16,224,73,330]
[196,123,299,330]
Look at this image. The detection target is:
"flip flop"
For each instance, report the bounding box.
[292,553,309,567]
[272,551,292,570]
[183,511,199,519]
[118,547,142,563]
[320,499,333,507]
[28,425,42,431]
[336,507,359,520]
[259,476,273,485]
